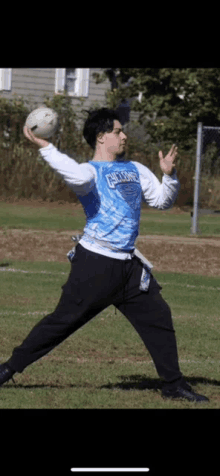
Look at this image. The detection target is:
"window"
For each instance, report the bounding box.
[55,68,89,97]
[66,68,77,94]
[0,68,12,91]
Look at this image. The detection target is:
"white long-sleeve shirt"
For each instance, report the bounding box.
[39,144,180,260]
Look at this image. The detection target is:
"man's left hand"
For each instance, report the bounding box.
[159,144,178,175]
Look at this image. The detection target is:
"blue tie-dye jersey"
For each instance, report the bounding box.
[39,144,180,260]
[77,160,142,255]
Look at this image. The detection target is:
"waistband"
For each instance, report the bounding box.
[67,234,153,292]
[79,233,135,260]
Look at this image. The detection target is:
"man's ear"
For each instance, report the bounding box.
[96,132,105,144]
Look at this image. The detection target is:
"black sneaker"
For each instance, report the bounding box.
[162,385,209,403]
[0,363,15,387]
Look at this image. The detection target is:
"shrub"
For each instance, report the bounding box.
[0,93,220,208]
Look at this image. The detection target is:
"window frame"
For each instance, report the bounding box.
[55,68,89,97]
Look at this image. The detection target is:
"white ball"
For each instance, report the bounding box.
[25,107,59,138]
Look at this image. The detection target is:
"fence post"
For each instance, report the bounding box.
[191,122,203,234]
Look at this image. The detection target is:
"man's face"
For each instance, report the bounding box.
[102,120,127,156]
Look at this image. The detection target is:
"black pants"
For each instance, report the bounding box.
[8,244,184,388]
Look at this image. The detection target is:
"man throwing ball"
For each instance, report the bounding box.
[0,108,209,402]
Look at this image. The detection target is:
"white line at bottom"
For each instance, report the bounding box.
[70,470,150,473]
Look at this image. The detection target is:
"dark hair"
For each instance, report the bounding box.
[83,107,120,150]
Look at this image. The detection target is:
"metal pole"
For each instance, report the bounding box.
[191,122,203,234]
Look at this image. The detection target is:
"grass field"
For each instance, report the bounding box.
[0,201,220,408]
[1,200,220,236]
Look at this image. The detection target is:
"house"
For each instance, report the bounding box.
[0,68,111,110]
[0,67,144,139]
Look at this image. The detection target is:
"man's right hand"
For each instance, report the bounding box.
[23,126,50,149]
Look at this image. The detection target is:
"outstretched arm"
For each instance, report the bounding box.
[23,127,95,196]
[133,144,180,210]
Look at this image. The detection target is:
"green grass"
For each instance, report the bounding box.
[1,201,220,236]
[0,202,85,231]
[0,201,220,408]
[139,209,220,236]
[0,260,220,408]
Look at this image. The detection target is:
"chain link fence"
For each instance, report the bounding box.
[201,126,220,176]
[191,123,220,234]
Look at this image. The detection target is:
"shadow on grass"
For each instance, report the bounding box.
[100,374,162,391]
[2,374,220,390]
[3,382,90,389]
[99,374,220,391]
